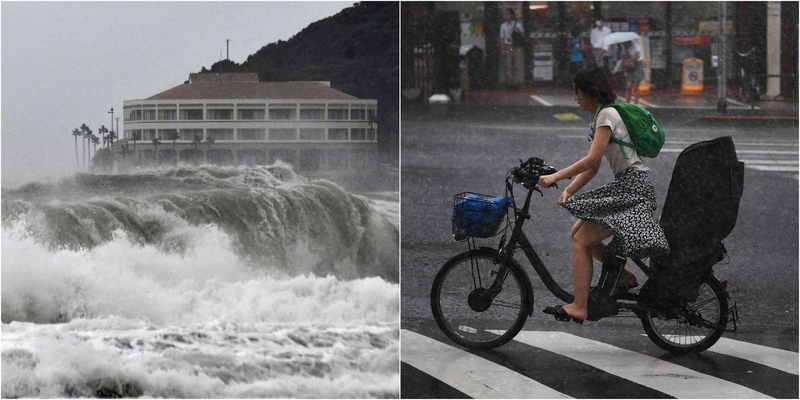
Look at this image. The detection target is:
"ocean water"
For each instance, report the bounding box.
[1,164,399,398]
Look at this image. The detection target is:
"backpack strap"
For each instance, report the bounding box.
[591,104,630,159]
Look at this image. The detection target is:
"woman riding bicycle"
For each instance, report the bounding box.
[538,66,669,323]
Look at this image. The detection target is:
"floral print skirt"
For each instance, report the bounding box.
[563,168,670,260]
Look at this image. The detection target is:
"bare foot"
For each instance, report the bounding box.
[561,303,588,321]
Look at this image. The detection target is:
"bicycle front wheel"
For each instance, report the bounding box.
[641,276,728,354]
[431,250,531,349]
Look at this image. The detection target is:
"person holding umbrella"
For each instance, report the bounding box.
[621,40,644,104]
[595,32,644,104]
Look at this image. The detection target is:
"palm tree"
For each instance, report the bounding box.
[98,125,109,149]
[108,130,117,147]
[80,124,90,171]
[192,135,203,165]
[119,143,132,164]
[72,128,82,168]
[151,137,161,165]
[91,135,100,160]
[169,130,180,164]
[204,136,215,164]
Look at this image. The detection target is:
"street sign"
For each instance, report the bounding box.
[681,58,704,95]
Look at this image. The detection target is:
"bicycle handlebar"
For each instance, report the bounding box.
[510,157,558,189]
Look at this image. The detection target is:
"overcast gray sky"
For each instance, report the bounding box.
[1,1,353,185]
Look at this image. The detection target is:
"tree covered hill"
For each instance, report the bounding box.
[201,2,399,163]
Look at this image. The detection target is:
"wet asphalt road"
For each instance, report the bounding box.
[399,109,798,397]
[400,109,798,337]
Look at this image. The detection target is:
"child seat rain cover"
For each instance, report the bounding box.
[640,136,744,304]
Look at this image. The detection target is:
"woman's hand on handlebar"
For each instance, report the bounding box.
[557,188,572,206]
[538,174,558,188]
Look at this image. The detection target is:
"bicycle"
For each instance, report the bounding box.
[431,156,739,353]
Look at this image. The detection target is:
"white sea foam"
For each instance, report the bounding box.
[1,166,399,398]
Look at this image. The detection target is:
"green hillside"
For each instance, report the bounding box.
[201,2,398,163]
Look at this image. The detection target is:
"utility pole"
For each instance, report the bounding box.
[716,1,728,114]
[109,107,115,143]
[116,118,120,144]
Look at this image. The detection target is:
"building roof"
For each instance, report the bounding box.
[146,74,357,101]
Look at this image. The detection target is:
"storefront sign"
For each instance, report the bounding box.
[697,20,734,31]
[533,41,553,82]
[681,58,704,96]
[675,35,710,46]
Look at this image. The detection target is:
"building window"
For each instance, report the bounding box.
[158,109,177,120]
[328,128,348,140]
[158,129,179,141]
[299,128,325,141]
[125,109,142,122]
[208,129,234,141]
[328,109,348,120]
[143,110,156,121]
[180,109,203,120]
[238,109,265,120]
[367,108,376,120]
[299,149,323,171]
[299,108,325,120]
[367,128,376,141]
[126,130,142,140]
[208,109,233,120]
[350,128,366,141]
[180,129,203,141]
[142,129,156,141]
[269,108,296,120]
[239,128,266,141]
[350,109,366,120]
[269,128,297,140]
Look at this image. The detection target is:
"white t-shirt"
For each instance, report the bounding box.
[592,107,649,175]
[590,26,612,50]
[500,20,523,45]
[625,41,643,61]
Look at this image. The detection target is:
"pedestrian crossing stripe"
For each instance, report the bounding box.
[402,329,798,399]
[497,331,772,399]
[659,148,798,155]
[402,330,572,399]
[640,334,799,375]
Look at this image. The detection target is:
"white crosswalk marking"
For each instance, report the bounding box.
[530,95,553,107]
[640,335,799,375]
[504,331,774,399]
[659,138,798,177]
[402,330,572,399]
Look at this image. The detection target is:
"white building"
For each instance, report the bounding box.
[118,73,377,172]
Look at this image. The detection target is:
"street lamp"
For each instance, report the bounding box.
[108,107,115,145]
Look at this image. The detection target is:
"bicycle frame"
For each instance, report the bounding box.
[476,177,656,321]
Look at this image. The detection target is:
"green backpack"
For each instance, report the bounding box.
[592,103,665,158]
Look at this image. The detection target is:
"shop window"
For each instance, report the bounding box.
[142,129,156,141]
[158,129,179,141]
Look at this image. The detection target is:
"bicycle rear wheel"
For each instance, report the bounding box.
[641,276,728,353]
[431,249,531,349]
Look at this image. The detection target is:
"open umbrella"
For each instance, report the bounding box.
[596,31,641,48]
